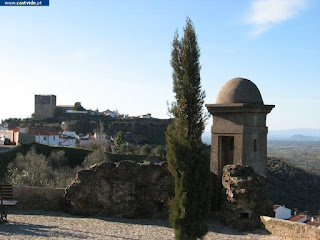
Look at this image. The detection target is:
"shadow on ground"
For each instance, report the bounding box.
[0,221,87,239]
[0,220,142,240]
[6,210,272,237]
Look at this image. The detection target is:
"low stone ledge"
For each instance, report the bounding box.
[261,216,320,240]
[13,186,66,211]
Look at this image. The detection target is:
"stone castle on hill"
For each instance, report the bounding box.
[34,95,57,119]
[34,95,151,120]
[35,95,92,119]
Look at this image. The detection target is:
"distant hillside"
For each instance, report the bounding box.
[202,129,320,142]
[287,134,320,141]
[4,117,171,146]
[269,129,320,141]
[267,157,320,215]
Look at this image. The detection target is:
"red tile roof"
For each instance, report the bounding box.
[289,215,307,222]
[306,221,320,226]
[28,129,58,136]
[8,128,20,132]
[273,204,281,210]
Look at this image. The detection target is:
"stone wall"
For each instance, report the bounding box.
[261,216,320,240]
[13,186,66,211]
[65,161,174,218]
[218,164,272,230]
[17,133,35,145]
[35,95,57,119]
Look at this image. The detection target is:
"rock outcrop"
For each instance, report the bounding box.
[219,164,273,230]
[65,161,174,218]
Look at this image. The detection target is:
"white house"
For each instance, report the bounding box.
[59,136,76,147]
[65,110,88,114]
[273,205,292,220]
[79,134,95,147]
[94,132,108,142]
[140,113,152,119]
[102,109,119,118]
[28,129,59,146]
[62,131,78,139]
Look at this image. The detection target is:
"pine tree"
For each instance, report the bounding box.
[166,17,211,240]
[115,131,125,146]
[114,131,126,153]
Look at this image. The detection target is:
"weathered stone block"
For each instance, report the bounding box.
[65,161,174,218]
[261,216,320,240]
[218,164,273,230]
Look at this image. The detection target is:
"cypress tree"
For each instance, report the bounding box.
[166,17,211,240]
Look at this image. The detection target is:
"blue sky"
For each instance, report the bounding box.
[0,0,319,131]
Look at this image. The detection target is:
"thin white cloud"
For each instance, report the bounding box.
[247,0,307,36]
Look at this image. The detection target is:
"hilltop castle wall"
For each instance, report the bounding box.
[34,95,56,119]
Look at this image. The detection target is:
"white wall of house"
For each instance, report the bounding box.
[107,112,117,118]
[103,110,119,118]
[35,135,59,146]
[274,206,292,219]
[79,139,92,147]
[62,131,78,139]
[140,114,152,119]
[0,130,14,142]
[94,132,107,142]
[296,216,308,223]
[59,138,76,147]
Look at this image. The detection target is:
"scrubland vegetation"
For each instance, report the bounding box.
[267,157,320,215]
[6,148,81,187]
[0,141,166,188]
[268,140,320,173]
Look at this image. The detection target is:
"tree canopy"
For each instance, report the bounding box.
[166,17,211,240]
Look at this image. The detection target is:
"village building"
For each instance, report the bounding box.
[61,131,78,138]
[59,135,76,147]
[0,129,17,145]
[101,109,120,118]
[79,134,95,147]
[28,128,59,146]
[140,113,152,119]
[0,125,8,130]
[94,132,108,142]
[289,214,308,223]
[58,131,78,147]
[57,105,74,111]
[273,205,292,220]
[65,110,88,114]
[0,127,34,145]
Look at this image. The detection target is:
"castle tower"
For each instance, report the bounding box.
[206,78,274,208]
[34,95,56,119]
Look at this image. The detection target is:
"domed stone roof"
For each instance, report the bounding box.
[216,78,264,104]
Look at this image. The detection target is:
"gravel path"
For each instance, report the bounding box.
[0,211,282,239]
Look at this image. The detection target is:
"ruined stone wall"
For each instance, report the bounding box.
[13,186,65,211]
[65,161,174,218]
[218,164,272,230]
[17,133,35,145]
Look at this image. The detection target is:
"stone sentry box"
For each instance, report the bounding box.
[206,78,274,209]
